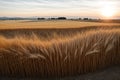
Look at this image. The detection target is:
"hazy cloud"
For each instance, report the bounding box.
[0,0,120,17]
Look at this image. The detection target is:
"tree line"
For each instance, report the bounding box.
[37,17,99,21]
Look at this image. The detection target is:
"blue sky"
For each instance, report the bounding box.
[0,0,120,18]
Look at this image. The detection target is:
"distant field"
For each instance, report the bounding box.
[0,20,120,29]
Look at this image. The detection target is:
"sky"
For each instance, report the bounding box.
[0,0,120,18]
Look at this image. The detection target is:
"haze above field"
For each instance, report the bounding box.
[0,0,120,19]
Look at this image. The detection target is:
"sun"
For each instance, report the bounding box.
[99,1,116,18]
[101,7,115,18]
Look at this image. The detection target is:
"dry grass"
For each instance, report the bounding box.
[0,20,120,29]
[0,29,120,77]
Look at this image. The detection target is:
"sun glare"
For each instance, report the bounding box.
[100,1,117,18]
[101,6,115,18]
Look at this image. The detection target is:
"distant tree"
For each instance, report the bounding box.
[88,18,92,20]
[83,18,89,20]
[50,18,56,20]
[79,18,82,20]
[57,17,67,20]
[37,18,45,20]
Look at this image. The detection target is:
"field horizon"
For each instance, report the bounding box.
[0,20,120,29]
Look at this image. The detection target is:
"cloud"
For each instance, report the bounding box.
[0,0,120,17]
[0,0,119,9]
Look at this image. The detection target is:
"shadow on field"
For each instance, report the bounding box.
[0,66,120,80]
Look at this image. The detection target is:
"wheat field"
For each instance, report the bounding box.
[0,20,120,29]
[0,23,120,78]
